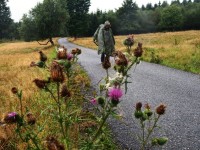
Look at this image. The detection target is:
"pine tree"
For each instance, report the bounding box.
[0,0,12,39]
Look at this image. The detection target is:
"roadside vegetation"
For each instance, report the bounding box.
[69,30,200,74]
[0,40,117,149]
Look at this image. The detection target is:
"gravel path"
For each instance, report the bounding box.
[58,38,200,150]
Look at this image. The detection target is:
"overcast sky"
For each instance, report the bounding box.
[7,0,174,22]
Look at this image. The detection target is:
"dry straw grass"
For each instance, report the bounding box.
[70,30,200,73]
[0,40,55,149]
[0,41,52,114]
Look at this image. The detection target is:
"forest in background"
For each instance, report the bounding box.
[1,0,200,42]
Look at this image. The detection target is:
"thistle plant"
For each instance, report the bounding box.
[123,34,134,54]
[1,87,42,149]
[89,42,143,147]
[32,46,82,149]
[30,50,48,68]
[134,102,168,150]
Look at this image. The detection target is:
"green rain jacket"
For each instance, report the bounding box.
[93,24,115,56]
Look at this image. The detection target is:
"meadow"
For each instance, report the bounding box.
[70,30,200,74]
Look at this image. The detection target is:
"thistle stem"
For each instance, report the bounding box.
[92,108,111,142]
[57,82,66,139]
[143,115,160,149]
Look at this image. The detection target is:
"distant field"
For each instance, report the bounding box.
[69,30,200,74]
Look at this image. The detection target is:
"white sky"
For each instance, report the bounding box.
[7,0,174,22]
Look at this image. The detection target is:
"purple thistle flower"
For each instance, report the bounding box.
[8,112,17,117]
[4,112,19,124]
[90,98,97,105]
[67,53,73,61]
[108,87,123,101]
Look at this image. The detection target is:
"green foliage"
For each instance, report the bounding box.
[67,0,91,37]
[183,3,200,30]
[32,0,69,41]
[19,14,38,41]
[159,5,183,30]
[2,0,200,39]
[0,0,12,39]
[115,0,139,34]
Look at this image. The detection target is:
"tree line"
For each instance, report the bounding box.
[1,0,200,43]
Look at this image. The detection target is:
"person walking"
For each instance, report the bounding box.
[93,21,115,63]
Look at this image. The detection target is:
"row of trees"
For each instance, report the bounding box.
[1,0,200,43]
[87,0,200,35]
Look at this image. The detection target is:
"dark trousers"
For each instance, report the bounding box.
[101,52,105,62]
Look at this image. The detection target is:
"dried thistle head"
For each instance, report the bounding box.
[102,56,111,70]
[11,87,18,94]
[114,51,128,66]
[71,49,77,55]
[134,42,143,57]
[60,84,71,97]
[50,62,65,83]
[76,48,81,55]
[156,104,166,115]
[30,61,37,67]
[39,51,47,62]
[57,48,68,60]
[46,136,65,150]
[33,79,48,89]
[136,102,142,111]
[145,103,151,110]
[26,112,36,125]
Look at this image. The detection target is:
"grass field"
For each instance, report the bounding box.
[69,30,200,74]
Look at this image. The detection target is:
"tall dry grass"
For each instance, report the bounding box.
[0,41,52,114]
[70,30,200,74]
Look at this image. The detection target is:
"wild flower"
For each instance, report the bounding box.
[50,61,65,83]
[67,53,73,61]
[102,56,111,70]
[39,51,47,62]
[60,84,71,97]
[26,112,36,125]
[33,78,50,89]
[108,87,123,101]
[46,136,65,150]
[134,42,143,57]
[30,61,37,67]
[11,87,18,94]
[134,102,168,149]
[136,102,142,111]
[4,112,19,124]
[114,51,128,67]
[90,98,97,105]
[156,104,166,115]
[57,48,67,60]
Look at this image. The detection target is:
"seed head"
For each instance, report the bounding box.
[39,51,47,62]
[102,56,111,70]
[33,78,49,89]
[144,103,151,109]
[114,51,128,66]
[156,104,166,115]
[46,136,65,150]
[11,87,18,94]
[50,62,65,83]
[60,85,71,97]
[57,48,67,60]
[26,112,36,125]
[136,102,142,111]
[134,42,143,57]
